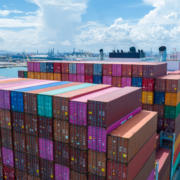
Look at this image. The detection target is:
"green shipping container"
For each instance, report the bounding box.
[37,83,96,117]
[164,103,180,119]
[24,71,28,78]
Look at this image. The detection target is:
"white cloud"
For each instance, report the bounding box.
[61,40,71,45]
[3,5,7,8]
[0,10,23,17]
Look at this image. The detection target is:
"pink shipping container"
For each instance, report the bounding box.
[112,64,121,76]
[34,62,40,72]
[88,107,141,152]
[27,62,34,72]
[77,75,85,83]
[103,76,112,85]
[55,164,70,180]
[70,88,119,126]
[122,77,132,87]
[147,169,155,180]
[69,74,77,82]
[39,138,53,161]
[2,147,14,167]
[77,63,85,74]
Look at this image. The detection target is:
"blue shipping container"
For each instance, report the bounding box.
[93,64,102,76]
[93,76,102,84]
[132,77,142,87]
[69,63,76,74]
[154,92,165,105]
[40,62,47,72]
[46,63,54,73]
[11,91,24,112]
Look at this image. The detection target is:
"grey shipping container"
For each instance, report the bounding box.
[40,62,47,72]
[69,63,77,74]
[93,64,102,76]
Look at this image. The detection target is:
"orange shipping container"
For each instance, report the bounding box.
[142,91,154,104]
[46,73,54,80]
[40,72,47,80]
[54,74,61,81]
[34,72,41,79]
[28,72,34,79]
[165,92,180,106]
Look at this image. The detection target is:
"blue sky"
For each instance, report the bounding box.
[0,0,179,53]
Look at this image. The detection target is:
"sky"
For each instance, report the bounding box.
[0,0,179,53]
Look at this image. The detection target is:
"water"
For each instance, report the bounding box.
[0,67,27,78]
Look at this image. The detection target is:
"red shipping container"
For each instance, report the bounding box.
[103,64,112,76]
[18,71,25,78]
[40,159,54,179]
[13,131,26,153]
[54,141,70,166]
[54,63,61,73]
[107,133,156,180]
[85,75,93,83]
[38,116,53,140]
[142,104,154,111]
[28,175,41,180]
[24,93,37,114]
[15,169,28,180]
[154,104,164,118]
[25,114,38,136]
[62,74,69,81]
[142,78,154,91]
[3,165,15,180]
[112,77,122,87]
[156,134,160,151]
[85,63,93,75]
[88,174,106,180]
[70,148,88,174]
[27,154,40,177]
[14,151,27,172]
[12,111,25,133]
[157,118,164,133]
[122,64,132,77]
[164,117,180,133]
[26,134,39,156]
[154,75,167,92]
[1,128,13,149]
[71,171,87,180]
[61,63,69,74]
[77,75,85,83]
[0,109,11,129]
[0,163,2,179]
[132,64,143,78]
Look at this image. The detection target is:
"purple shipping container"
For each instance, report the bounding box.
[69,74,77,82]
[112,64,121,76]
[55,164,70,180]
[34,62,40,72]
[88,107,141,152]
[70,88,119,126]
[28,62,34,72]
[39,138,53,161]
[0,90,10,110]
[77,63,85,74]
[147,169,155,180]
[2,147,14,167]
[77,75,85,83]
[122,77,132,87]
[103,76,112,85]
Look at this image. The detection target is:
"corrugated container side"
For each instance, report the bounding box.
[28,62,34,72]
[122,64,132,77]
[71,171,87,180]
[132,77,142,87]
[69,74,77,82]
[0,147,2,163]
[85,75,93,83]
[40,62,46,72]
[156,134,160,151]
[142,78,154,91]
[62,74,69,81]
[154,78,166,92]
[13,131,26,153]
[112,64,121,76]
[34,62,40,72]
[1,128,13,149]
[12,111,25,133]
[142,91,154,104]
[0,90,10,110]
[25,114,38,136]
[40,72,47,80]
[28,174,41,180]
[18,71,24,78]
[2,147,14,167]
[164,115,180,133]
[34,72,41,79]
[154,104,164,118]
[142,104,154,111]
[40,159,54,179]
[77,75,85,83]
[54,63,61,73]
[93,76,102,84]
[24,71,28,78]
[112,77,122,87]
[46,73,54,80]
[165,92,180,106]
[28,72,34,79]
[55,163,70,180]
[122,77,132,87]
[154,92,165,105]
[103,76,112,85]
[46,62,54,73]
[132,64,143,78]
[61,63,69,74]
[85,63,93,75]
[11,91,24,112]
[69,63,77,74]
[157,118,164,133]
[0,109,11,129]
[93,64,102,76]
[15,169,28,180]
[88,174,105,180]
[3,165,15,180]
[54,73,61,81]
[164,103,180,119]
[24,93,37,115]
[14,150,27,172]
[103,64,112,76]
[26,134,39,156]
[166,79,180,93]
[77,63,85,75]
[0,164,3,179]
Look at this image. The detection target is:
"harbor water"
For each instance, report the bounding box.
[0,67,27,77]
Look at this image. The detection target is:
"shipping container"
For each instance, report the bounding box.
[46,62,54,73]
[0,164,3,179]
[85,75,93,83]
[70,125,87,150]
[25,114,38,136]
[14,150,27,171]
[40,62,46,72]
[112,77,121,87]
[107,133,156,180]
[132,77,142,87]
[38,116,53,139]
[11,91,24,112]
[154,75,168,92]
[34,62,40,72]
[88,87,142,128]
[122,64,132,77]
[34,72,41,79]
[93,64,102,76]
[77,75,85,83]
[1,128,13,149]
[77,63,85,75]
[28,72,34,79]
[142,91,154,104]
[13,131,26,152]
[166,75,180,93]
[61,63,69,74]
[40,72,47,80]
[157,118,164,133]
[165,92,180,106]
[88,151,106,177]
[103,64,112,76]
[132,64,143,78]
[26,134,39,156]
[85,63,93,75]
[2,147,14,167]
[39,138,53,161]
[70,148,88,174]
[69,74,77,82]
[55,163,70,180]
[27,154,40,177]
[28,174,41,180]
[40,159,54,179]
[103,76,112,85]
[18,70,25,78]
[71,171,87,180]
[122,77,131,87]
[93,76,102,84]
[47,73,54,80]
[54,141,69,166]
[154,104,164,118]
[54,63,61,73]
[0,110,11,129]
[142,78,154,91]
[62,74,69,81]
[142,104,153,111]
[88,174,105,180]
[54,119,69,143]
[156,134,160,151]
[69,63,77,74]
[112,64,121,77]
[54,73,62,81]
[15,169,28,180]
[154,92,165,105]
[12,111,25,133]
[107,111,157,163]
[24,71,28,78]
[0,147,2,162]
[164,103,180,119]
[28,62,34,72]
[3,165,15,180]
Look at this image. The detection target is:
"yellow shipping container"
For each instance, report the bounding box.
[34,72,41,79]
[54,73,61,81]
[142,91,154,104]
[46,73,54,80]
[165,92,180,106]
[40,72,47,80]
[28,72,34,79]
